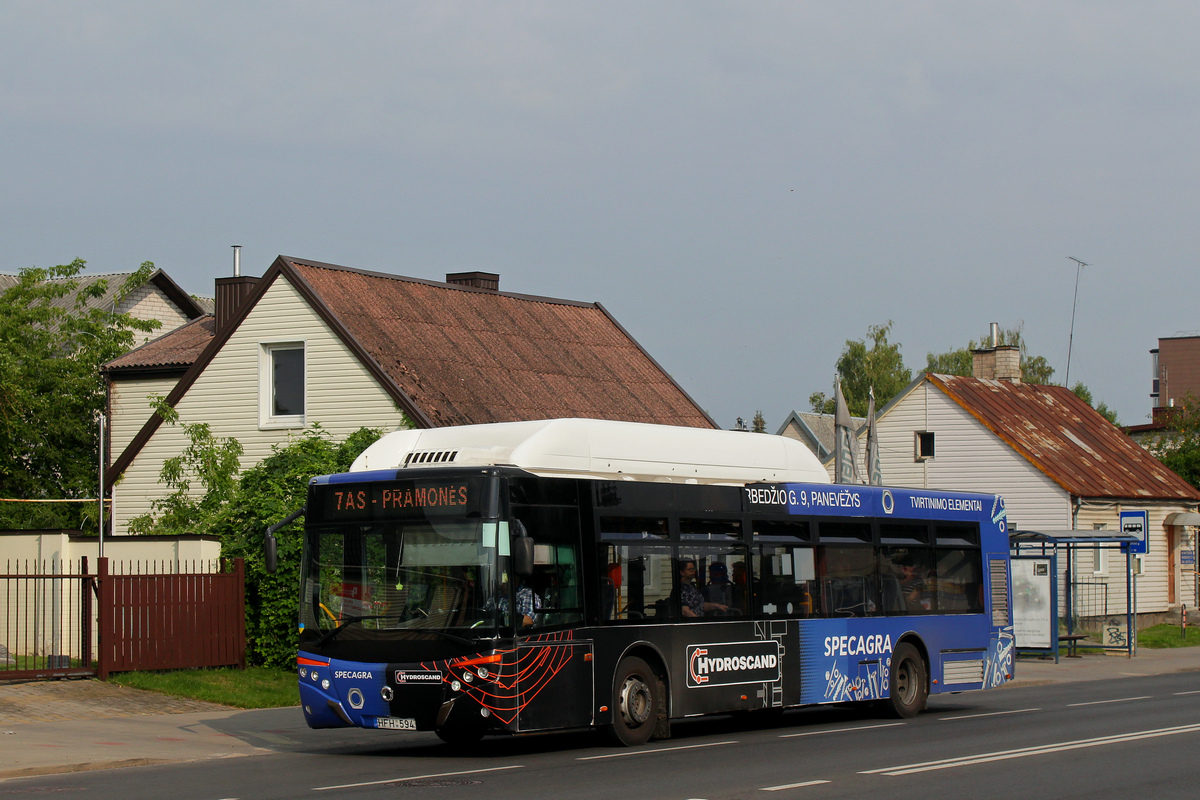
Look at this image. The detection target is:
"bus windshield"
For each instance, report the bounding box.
[300,518,500,643]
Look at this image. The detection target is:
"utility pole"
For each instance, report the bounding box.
[1065,257,1087,387]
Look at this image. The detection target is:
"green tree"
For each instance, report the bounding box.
[810,321,911,417]
[751,410,767,433]
[1147,394,1200,490]
[924,324,1054,385]
[0,260,159,529]
[215,426,382,667]
[1070,382,1120,426]
[126,397,245,536]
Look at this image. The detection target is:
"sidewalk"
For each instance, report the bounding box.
[2,647,1199,780]
[0,680,274,780]
[1010,644,1200,685]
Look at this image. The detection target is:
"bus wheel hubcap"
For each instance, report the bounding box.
[619,677,652,726]
[896,661,913,702]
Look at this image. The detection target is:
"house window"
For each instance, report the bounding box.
[915,431,935,461]
[260,342,305,428]
[1091,524,1108,575]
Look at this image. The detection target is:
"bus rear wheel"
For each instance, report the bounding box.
[886,642,927,718]
[609,656,661,747]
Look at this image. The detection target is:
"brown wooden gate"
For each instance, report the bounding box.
[0,557,245,681]
[96,557,246,679]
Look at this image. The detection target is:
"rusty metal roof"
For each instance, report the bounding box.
[104,315,216,373]
[286,259,715,429]
[930,374,1200,501]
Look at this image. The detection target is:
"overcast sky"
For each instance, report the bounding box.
[4,2,1198,430]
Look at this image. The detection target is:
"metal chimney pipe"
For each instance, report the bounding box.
[232,245,241,277]
[990,322,999,347]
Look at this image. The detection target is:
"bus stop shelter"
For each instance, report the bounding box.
[1010,528,1140,662]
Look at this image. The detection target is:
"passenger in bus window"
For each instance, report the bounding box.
[514,581,542,627]
[704,562,734,607]
[677,559,728,618]
[488,575,541,628]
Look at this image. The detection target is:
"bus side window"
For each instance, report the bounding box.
[934,548,983,613]
[597,543,674,623]
[817,546,879,618]
[753,546,818,618]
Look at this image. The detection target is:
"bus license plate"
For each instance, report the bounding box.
[375,717,416,730]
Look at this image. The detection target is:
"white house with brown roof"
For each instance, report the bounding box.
[0,268,210,348]
[826,346,1200,621]
[103,256,715,536]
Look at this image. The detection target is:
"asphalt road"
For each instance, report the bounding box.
[4,671,1199,800]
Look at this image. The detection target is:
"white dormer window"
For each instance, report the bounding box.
[260,341,305,429]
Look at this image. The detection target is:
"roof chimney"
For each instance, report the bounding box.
[446,271,499,292]
[971,323,1021,383]
[994,345,1021,383]
[971,347,996,380]
[215,246,259,334]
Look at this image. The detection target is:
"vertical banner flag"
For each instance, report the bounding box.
[834,379,858,484]
[866,388,882,486]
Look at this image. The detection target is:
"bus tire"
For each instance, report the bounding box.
[609,656,660,746]
[886,642,927,719]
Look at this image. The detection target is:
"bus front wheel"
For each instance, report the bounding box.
[610,656,661,746]
[886,642,927,718]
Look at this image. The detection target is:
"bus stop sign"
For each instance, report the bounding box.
[1120,510,1148,555]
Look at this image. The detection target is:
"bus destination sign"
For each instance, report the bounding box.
[315,479,482,522]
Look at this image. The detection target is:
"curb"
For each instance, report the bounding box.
[0,758,178,780]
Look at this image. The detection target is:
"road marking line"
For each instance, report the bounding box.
[578,741,737,760]
[779,722,904,738]
[1174,690,1200,696]
[313,765,524,791]
[1067,695,1151,707]
[939,708,1040,721]
[860,722,1200,776]
[761,780,831,791]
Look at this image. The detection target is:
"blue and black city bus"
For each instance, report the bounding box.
[287,419,1013,746]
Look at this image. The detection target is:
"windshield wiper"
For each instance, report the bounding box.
[314,614,394,648]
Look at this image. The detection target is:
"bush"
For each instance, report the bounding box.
[214,426,382,667]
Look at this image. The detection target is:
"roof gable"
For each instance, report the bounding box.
[928,373,1200,501]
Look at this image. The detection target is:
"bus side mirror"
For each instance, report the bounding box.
[264,532,278,574]
[514,536,535,577]
[263,505,305,576]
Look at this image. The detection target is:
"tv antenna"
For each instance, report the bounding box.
[1065,256,1087,387]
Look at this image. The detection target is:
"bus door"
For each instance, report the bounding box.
[515,637,595,731]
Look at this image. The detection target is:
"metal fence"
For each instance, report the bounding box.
[0,557,245,681]
[1070,580,1110,618]
[0,558,94,679]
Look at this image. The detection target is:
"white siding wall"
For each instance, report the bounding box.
[872,382,1071,529]
[109,376,180,457]
[111,277,409,534]
[1074,504,1197,615]
[118,285,191,345]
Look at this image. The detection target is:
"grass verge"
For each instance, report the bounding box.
[109,666,299,708]
[1137,623,1200,648]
